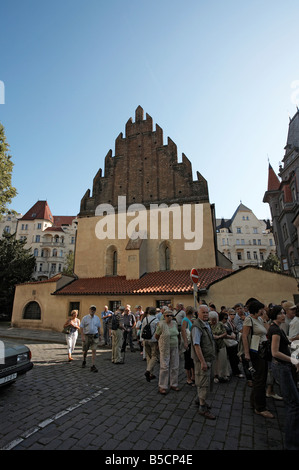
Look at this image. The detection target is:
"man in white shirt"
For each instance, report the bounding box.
[281,301,297,336]
[80,305,101,372]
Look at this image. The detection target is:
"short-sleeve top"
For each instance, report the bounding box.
[244,316,267,344]
[156,321,179,348]
[268,322,291,362]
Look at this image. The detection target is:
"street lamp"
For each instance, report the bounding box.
[290,262,299,290]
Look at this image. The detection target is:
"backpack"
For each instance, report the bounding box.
[141,317,156,340]
[111,314,119,331]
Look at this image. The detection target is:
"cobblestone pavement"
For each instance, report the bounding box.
[0,325,287,454]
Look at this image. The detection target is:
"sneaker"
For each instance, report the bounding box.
[90,365,98,373]
[266,393,283,401]
[82,360,86,368]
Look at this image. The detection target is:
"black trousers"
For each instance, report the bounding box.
[122,327,134,350]
[250,351,268,412]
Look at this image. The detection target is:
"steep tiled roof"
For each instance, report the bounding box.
[54,267,232,296]
[53,216,76,226]
[21,200,54,222]
[267,164,280,191]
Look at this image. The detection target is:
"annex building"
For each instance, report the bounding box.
[11,107,297,331]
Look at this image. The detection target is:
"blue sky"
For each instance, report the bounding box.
[1,0,299,220]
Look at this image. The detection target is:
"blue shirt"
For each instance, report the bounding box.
[80,314,101,334]
[101,310,113,323]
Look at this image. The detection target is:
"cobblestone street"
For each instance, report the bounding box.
[0,326,288,455]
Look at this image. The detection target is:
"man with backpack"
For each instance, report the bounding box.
[141,307,159,382]
[110,306,125,364]
[174,303,186,331]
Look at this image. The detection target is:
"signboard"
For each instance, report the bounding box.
[190,268,199,285]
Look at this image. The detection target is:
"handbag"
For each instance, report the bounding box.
[224,338,238,348]
[62,325,71,334]
[259,340,272,361]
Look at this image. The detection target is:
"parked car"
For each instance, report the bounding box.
[0,340,33,387]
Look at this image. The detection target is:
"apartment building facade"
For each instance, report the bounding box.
[216,203,276,270]
[0,201,77,280]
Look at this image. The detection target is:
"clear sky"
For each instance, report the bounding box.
[1,0,299,221]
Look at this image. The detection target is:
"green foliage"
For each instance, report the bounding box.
[62,251,74,276]
[262,253,281,273]
[0,232,36,316]
[0,122,17,219]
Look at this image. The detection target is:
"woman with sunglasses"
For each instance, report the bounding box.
[155,309,180,394]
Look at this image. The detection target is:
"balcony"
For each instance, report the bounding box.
[41,241,65,247]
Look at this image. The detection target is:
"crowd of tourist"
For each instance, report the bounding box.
[65,297,299,450]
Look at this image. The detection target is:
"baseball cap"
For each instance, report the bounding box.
[118,306,125,311]
[89,305,97,310]
[282,301,297,310]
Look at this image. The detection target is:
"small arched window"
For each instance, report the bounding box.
[113,251,117,276]
[159,241,171,271]
[106,245,118,276]
[23,301,41,320]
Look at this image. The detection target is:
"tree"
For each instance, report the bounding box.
[62,251,75,276]
[262,253,281,273]
[0,232,36,318]
[0,122,17,219]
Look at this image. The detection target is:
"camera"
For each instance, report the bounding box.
[248,361,256,374]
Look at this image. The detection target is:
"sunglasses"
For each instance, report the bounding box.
[166,314,174,318]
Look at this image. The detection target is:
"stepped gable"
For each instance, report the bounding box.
[79,106,209,216]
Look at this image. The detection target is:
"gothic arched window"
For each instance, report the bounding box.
[159,241,171,271]
[106,245,118,276]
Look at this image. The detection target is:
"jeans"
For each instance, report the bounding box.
[272,360,299,450]
[122,327,134,351]
[103,322,109,344]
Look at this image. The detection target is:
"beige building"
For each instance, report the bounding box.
[11,107,297,331]
[216,203,276,270]
[0,212,22,235]
[1,201,77,280]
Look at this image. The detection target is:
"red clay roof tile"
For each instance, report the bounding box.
[54,267,231,296]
